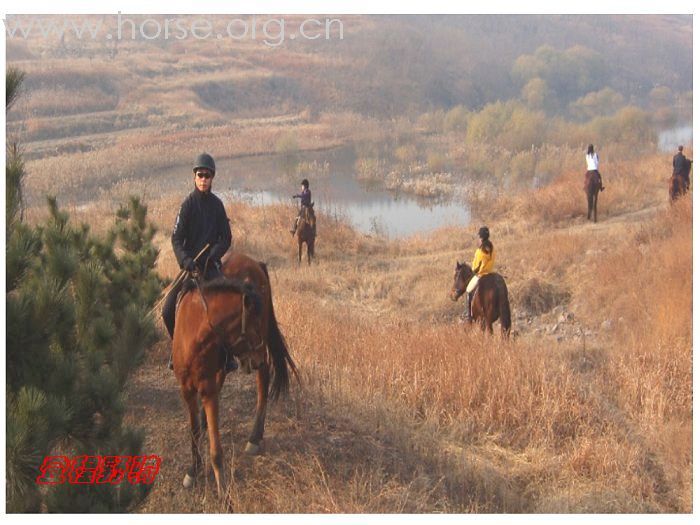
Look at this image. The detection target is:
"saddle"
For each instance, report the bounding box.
[175,274,263,374]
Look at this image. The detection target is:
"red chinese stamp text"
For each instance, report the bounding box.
[36,455,161,485]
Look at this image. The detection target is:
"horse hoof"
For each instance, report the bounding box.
[244,441,261,455]
[183,473,194,489]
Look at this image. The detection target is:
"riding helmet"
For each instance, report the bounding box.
[193,153,216,175]
[301,178,309,188]
[478,226,490,240]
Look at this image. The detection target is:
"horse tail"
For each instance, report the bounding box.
[498,276,512,337]
[259,262,299,401]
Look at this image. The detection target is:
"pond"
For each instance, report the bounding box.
[213,146,468,238]
[41,145,469,237]
[658,124,693,152]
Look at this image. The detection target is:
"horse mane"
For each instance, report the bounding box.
[200,277,263,315]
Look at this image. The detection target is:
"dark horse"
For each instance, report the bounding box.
[669,158,692,202]
[450,261,511,336]
[296,204,316,265]
[584,170,602,222]
[172,252,298,496]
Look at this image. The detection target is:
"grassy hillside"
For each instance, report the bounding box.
[7,15,692,120]
[115,152,693,512]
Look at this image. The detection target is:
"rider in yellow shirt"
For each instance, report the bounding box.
[466,226,494,321]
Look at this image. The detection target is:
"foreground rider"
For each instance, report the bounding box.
[466,226,495,322]
[586,144,605,191]
[163,153,236,372]
[290,178,312,235]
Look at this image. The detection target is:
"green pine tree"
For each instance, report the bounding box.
[6,68,164,513]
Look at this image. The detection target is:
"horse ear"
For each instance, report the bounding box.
[455,260,459,269]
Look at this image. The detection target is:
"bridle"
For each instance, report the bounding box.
[452,265,469,300]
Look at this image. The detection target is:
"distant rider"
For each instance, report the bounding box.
[673,145,692,191]
[586,144,605,191]
[290,178,312,235]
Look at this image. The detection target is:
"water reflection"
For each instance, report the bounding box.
[215,147,469,238]
[658,125,693,152]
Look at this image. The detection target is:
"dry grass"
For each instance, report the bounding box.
[111,152,693,513]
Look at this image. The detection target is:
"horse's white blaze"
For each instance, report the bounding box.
[183,473,194,489]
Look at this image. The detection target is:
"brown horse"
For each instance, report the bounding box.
[584,170,602,222]
[669,173,686,202]
[450,261,511,336]
[296,204,316,265]
[172,252,298,496]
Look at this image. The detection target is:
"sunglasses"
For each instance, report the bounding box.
[195,171,213,179]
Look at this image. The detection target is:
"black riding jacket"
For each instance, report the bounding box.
[673,152,687,176]
[172,188,232,271]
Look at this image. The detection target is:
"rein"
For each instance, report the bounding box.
[194,278,264,355]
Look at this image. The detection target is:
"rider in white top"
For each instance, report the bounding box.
[586,151,599,171]
[586,144,605,191]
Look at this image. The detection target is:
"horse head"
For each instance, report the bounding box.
[450,261,472,301]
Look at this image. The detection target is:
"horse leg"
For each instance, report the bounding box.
[199,370,224,432]
[297,239,302,265]
[200,406,207,432]
[586,191,593,221]
[245,362,270,455]
[201,388,225,497]
[182,387,203,489]
[593,191,598,223]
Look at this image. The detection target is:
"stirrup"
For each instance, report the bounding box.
[225,353,238,373]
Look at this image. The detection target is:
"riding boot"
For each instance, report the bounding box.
[466,292,474,322]
[224,346,238,373]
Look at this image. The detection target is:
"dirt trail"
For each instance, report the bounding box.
[126,342,459,513]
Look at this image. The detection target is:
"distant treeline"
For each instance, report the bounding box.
[7,15,692,126]
[307,15,692,118]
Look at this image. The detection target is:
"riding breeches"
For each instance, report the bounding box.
[162,279,183,340]
[161,264,223,339]
[467,275,480,294]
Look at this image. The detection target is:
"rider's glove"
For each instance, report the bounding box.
[183,258,196,272]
